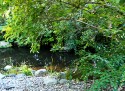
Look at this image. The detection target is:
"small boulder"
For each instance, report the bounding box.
[58,72,66,79]
[59,79,68,84]
[4,86,15,90]
[43,76,58,85]
[0,41,12,48]
[31,70,36,76]
[6,74,16,77]
[16,74,26,78]
[35,69,47,76]
[4,65,12,71]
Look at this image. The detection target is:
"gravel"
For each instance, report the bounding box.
[0,76,85,91]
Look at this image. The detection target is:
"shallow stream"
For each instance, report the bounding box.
[0,47,77,71]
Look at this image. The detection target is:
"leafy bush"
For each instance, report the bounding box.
[19,65,32,76]
[4,65,32,76]
[74,50,125,90]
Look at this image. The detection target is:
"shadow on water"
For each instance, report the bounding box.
[0,47,77,70]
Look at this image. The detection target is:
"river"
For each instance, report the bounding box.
[0,47,77,71]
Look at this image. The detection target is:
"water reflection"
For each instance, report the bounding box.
[0,47,77,69]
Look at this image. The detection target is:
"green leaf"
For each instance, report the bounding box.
[119,0,125,4]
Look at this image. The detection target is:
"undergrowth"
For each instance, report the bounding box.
[72,52,125,91]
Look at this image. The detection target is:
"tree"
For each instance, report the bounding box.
[1,0,125,90]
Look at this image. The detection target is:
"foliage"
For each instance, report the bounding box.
[0,15,6,40]
[1,0,125,90]
[76,52,125,90]
[4,65,32,76]
[19,65,32,76]
[1,0,125,52]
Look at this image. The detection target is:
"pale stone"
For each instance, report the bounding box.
[31,70,36,76]
[16,74,26,78]
[4,65,12,70]
[43,76,58,85]
[35,69,47,76]
[0,41,12,48]
[59,79,68,84]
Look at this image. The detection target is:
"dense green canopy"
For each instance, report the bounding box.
[1,0,125,53]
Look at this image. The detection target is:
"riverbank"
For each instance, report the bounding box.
[0,65,85,91]
[0,75,85,91]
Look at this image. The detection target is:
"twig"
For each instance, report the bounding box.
[76,20,102,30]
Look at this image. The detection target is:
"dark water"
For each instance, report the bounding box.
[0,47,77,69]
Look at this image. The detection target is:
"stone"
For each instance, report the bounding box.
[35,69,47,77]
[58,72,66,79]
[6,74,16,77]
[0,73,5,79]
[4,65,12,71]
[43,76,58,85]
[31,70,36,76]
[4,86,15,90]
[0,41,12,48]
[16,74,26,78]
[59,79,68,84]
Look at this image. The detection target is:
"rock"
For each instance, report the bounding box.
[35,69,47,76]
[43,76,58,85]
[16,74,26,78]
[0,41,12,48]
[4,86,15,90]
[0,73,5,79]
[6,74,16,77]
[59,79,68,84]
[31,70,36,76]
[4,65,12,70]
[58,72,66,79]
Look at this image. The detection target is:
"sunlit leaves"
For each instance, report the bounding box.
[1,0,125,53]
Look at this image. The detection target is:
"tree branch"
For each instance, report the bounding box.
[76,20,102,30]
